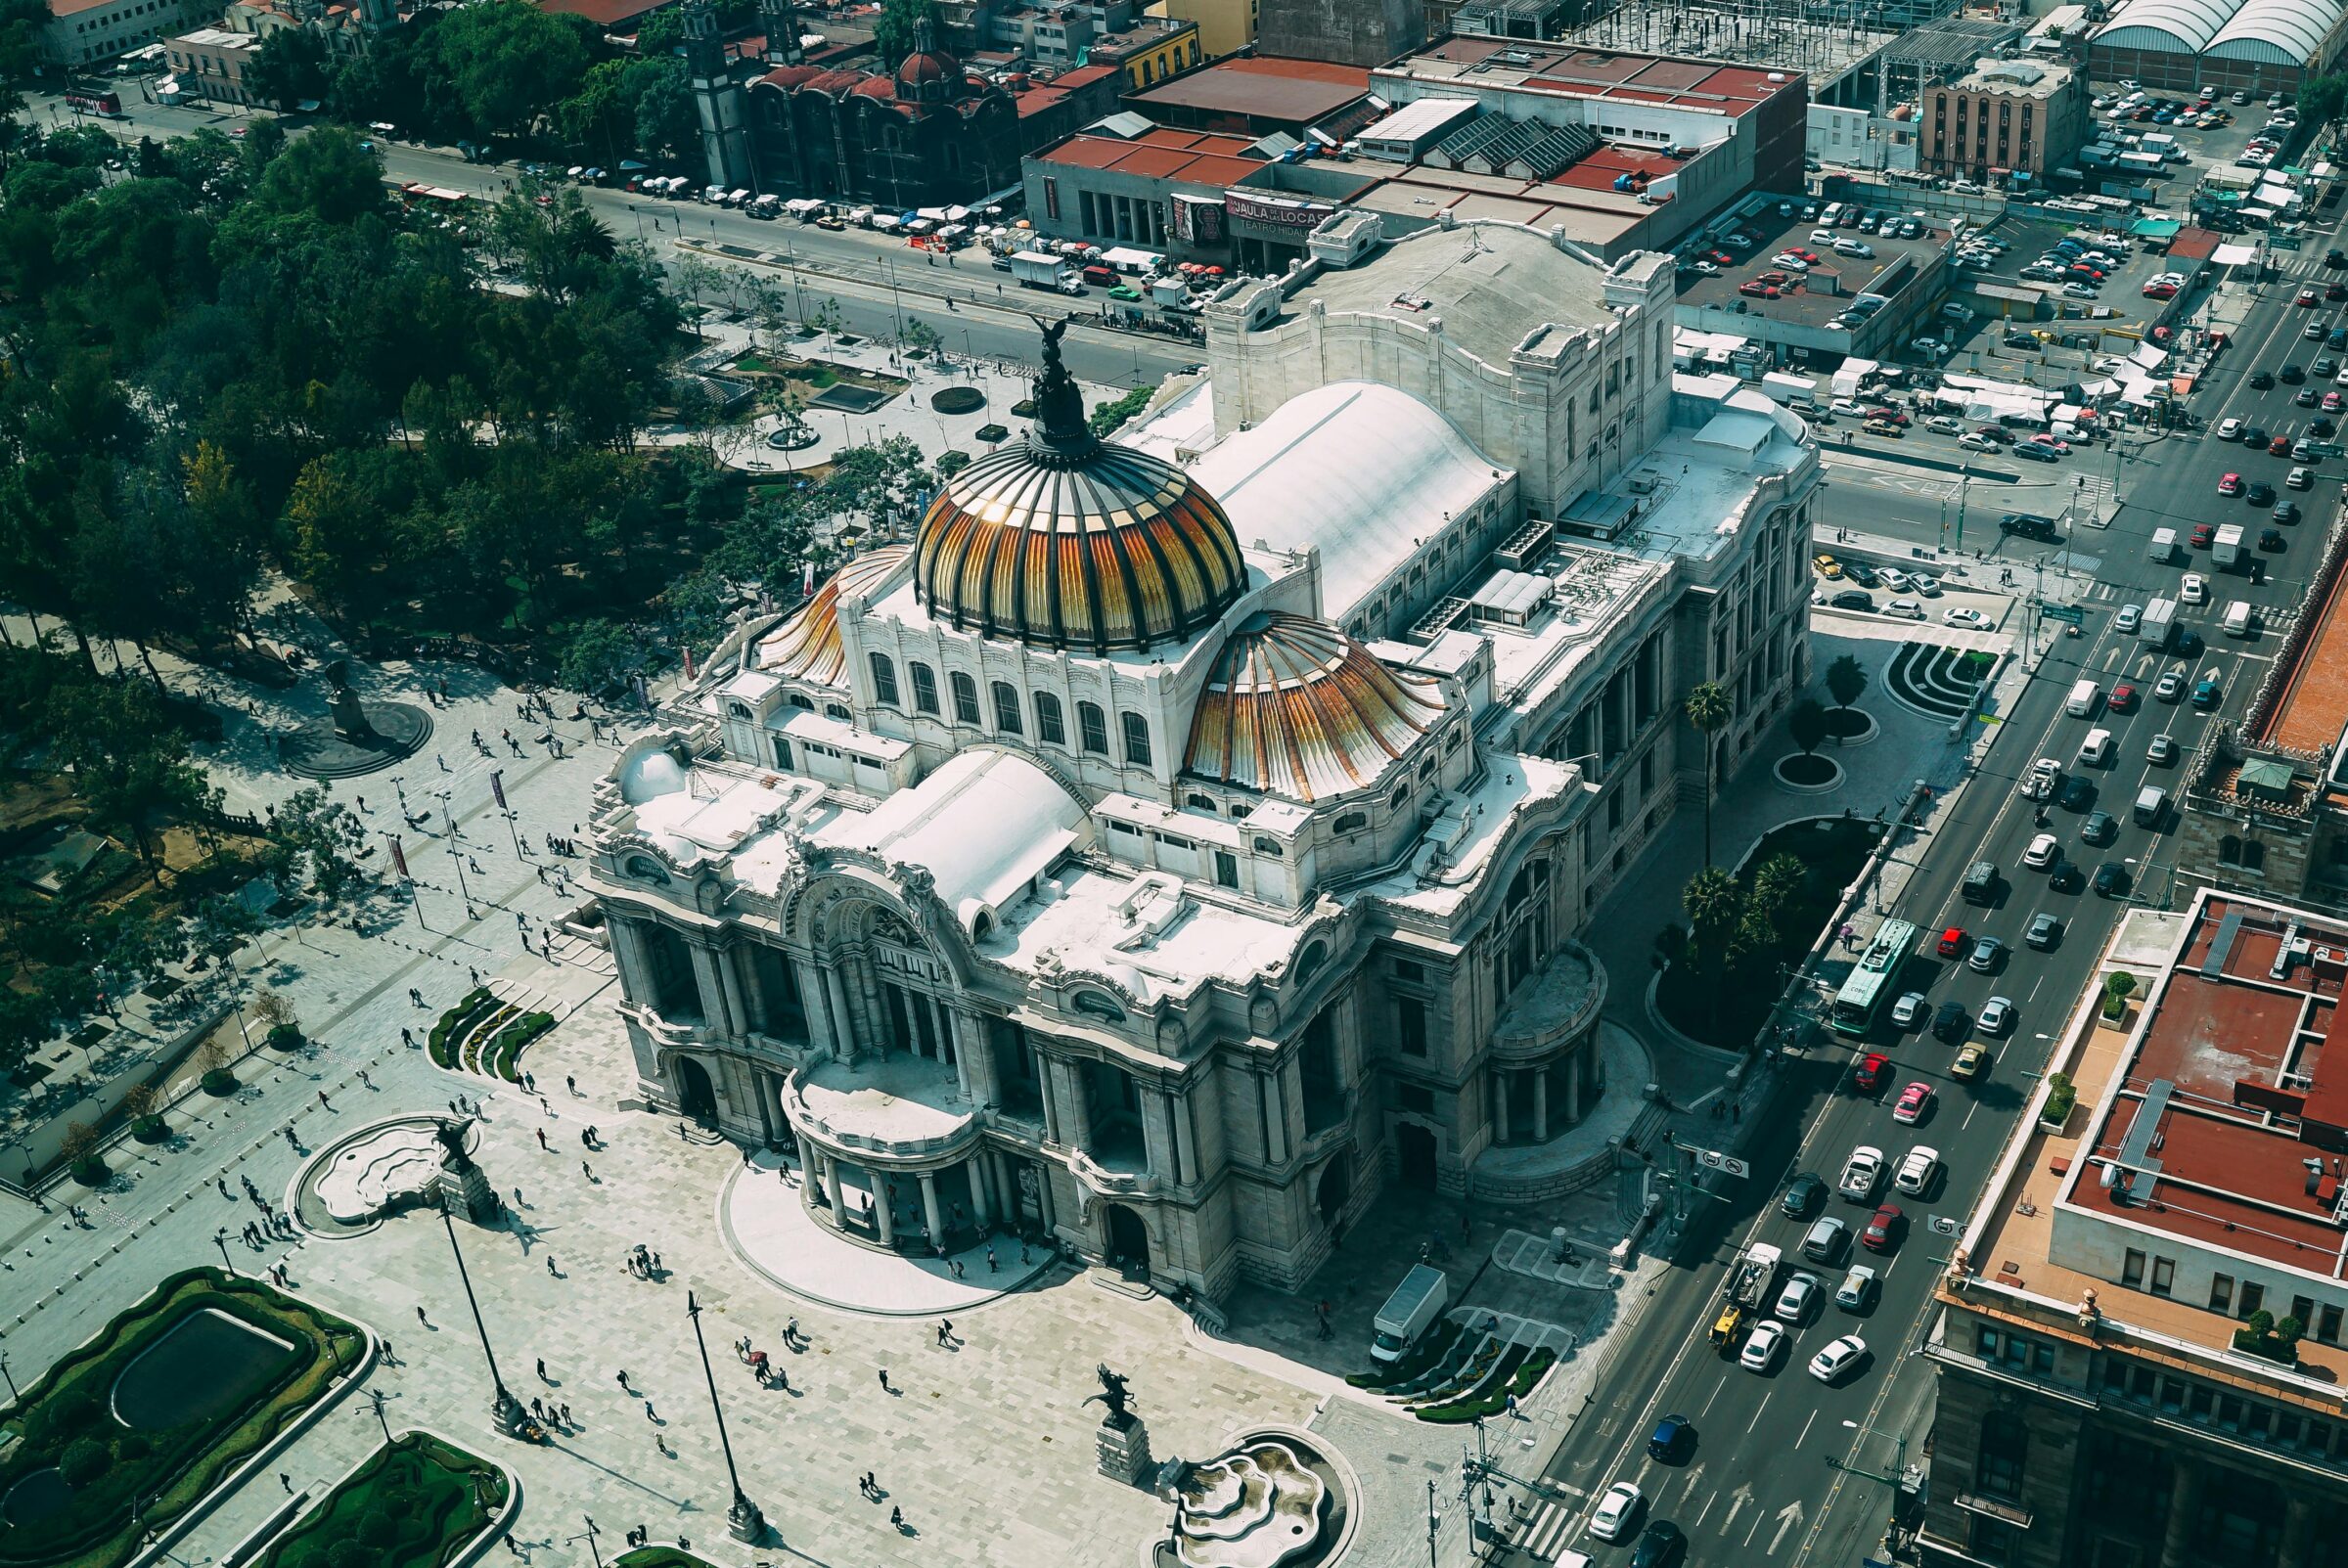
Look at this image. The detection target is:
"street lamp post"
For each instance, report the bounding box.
[360,1387,395,1446]
[685,1289,765,1542]
[1424,1479,1440,1568]
[1,1346,20,1404]
[213,1227,236,1276]
[435,1197,528,1436]
[569,1518,604,1568]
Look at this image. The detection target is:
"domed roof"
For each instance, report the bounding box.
[895,49,956,88]
[1184,613,1447,803]
[756,544,912,687]
[913,327,1245,654]
[852,73,897,99]
[620,747,690,805]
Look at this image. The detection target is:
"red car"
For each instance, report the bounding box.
[2143,283,2177,300]
[1853,1053,1891,1094]
[1936,925,1969,957]
[2298,290,2321,307]
[2329,283,2347,301]
[2030,434,2070,454]
[1893,1081,1935,1125]
[1866,408,1911,426]
[2109,683,2139,712]
[2271,435,2293,456]
[1755,270,1791,285]
[1792,247,1821,263]
[1974,426,2010,444]
[2325,391,2344,411]
[1739,282,1782,298]
[2219,472,2242,496]
[1707,250,1734,266]
[1861,1202,1907,1254]
[2191,522,2216,547]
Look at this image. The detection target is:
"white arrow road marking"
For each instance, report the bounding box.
[1721,1484,1755,1535]
[1772,1501,1808,1554]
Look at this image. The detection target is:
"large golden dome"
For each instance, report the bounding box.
[912,326,1246,655]
[1185,612,1447,802]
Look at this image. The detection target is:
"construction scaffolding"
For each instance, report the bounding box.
[1568,0,1960,80]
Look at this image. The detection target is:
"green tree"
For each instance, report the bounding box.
[248,125,384,224]
[1824,651,1869,713]
[274,787,369,906]
[633,59,697,163]
[1683,681,1733,868]
[247,25,333,112]
[1682,866,1742,1038]
[873,0,938,67]
[2301,73,2348,128]
[554,617,648,695]
[46,678,215,868]
[1788,695,1828,757]
[1738,852,1806,957]
[416,0,593,141]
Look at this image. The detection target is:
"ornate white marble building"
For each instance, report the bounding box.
[586,217,1819,1294]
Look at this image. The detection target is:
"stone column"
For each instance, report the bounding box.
[688,944,733,1035]
[825,967,857,1057]
[1173,1095,1198,1187]
[610,918,656,1002]
[1058,1060,1093,1151]
[716,947,750,1042]
[1565,1042,1584,1126]
[1534,1069,1550,1145]
[2280,1493,2318,1568]
[817,1154,843,1230]
[2156,1461,2201,1568]
[954,1010,997,1107]
[970,1156,995,1228]
[1140,1089,1173,1181]
[936,998,971,1099]
[1494,1068,1513,1143]
[795,959,836,1056]
[1260,1070,1288,1164]
[736,944,771,1034]
[1040,1055,1064,1144]
[920,1171,944,1244]
[872,1178,896,1246]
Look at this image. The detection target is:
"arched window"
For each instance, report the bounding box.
[1186,792,1217,810]
[1334,811,1368,834]
[2221,835,2244,867]
[727,701,752,720]
[789,694,815,711]
[990,681,1023,735]
[1120,711,1152,766]
[868,651,900,707]
[1388,784,1410,808]
[1078,701,1108,754]
[1252,836,1284,857]
[909,661,940,715]
[824,703,850,721]
[1296,940,1327,982]
[1034,692,1066,745]
[950,671,980,725]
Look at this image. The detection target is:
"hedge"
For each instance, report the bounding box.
[1343,1319,1464,1391]
[454,1007,516,1076]
[255,1434,505,1568]
[130,1116,169,1144]
[426,990,494,1070]
[201,1068,238,1097]
[1415,1347,1557,1424]
[266,1024,305,1051]
[0,1268,364,1568]
[68,1156,109,1187]
[484,1013,555,1084]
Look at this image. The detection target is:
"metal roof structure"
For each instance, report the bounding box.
[1184,613,1448,803]
[2096,0,2348,61]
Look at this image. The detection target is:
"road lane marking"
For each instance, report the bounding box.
[1701,1374,1729,1417]
[1795,1408,1818,1450]
[1745,1390,1773,1432]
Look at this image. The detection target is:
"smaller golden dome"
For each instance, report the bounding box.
[756,544,910,687]
[1185,613,1447,803]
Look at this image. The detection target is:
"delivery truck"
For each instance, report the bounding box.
[2149,527,2176,562]
[2213,524,2244,569]
[1370,1265,1450,1363]
[1009,250,1085,295]
[1710,1241,1784,1348]
[2139,597,2177,649]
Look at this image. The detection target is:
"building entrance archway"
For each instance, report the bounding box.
[1104,1203,1149,1269]
[1396,1123,1437,1188]
[676,1056,718,1121]
[1315,1150,1353,1226]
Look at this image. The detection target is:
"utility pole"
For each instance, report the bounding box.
[1827,1420,1920,1559]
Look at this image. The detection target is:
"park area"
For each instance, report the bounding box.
[254,1434,507,1568]
[1654,816,1883,1052]
[0,1269,365,1568]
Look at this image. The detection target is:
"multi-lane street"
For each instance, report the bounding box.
[1507,219,2348,1568]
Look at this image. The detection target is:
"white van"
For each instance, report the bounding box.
[2066,678,2101,718]
[2225,601,2254,638]
[2078,728,2115,767]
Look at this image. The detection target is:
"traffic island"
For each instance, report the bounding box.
[251,1433,510,1568]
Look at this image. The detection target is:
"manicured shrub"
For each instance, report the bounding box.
[60,1438,112,1485]
[70,1154,110,1187]
[266,1024,304,1051]
[202,1067,238,1096]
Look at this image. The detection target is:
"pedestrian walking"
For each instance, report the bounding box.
[582,1131,594,1148]
[559,1403,570,1424]
[1733,1100,1743,1124]
[547,1255,559,1277]
[217,1177,231,1199]
[567,1075,578,1095]
[878,1368,890,1393]
[587,1125,599,1144]
[401,1027,414,1048]
[617,1369,631,1389]
[652,1250,661,1273]
[504,1538,521,1558]
[514,1187,524,1207]
[785,1317,799,1346]
[644,1402,657,1422]
[317,1090,331,1110]
[936,1320,951,1346]
[582,1161,593,1181]
[358,1069,372,1089]
[986,1246,998,1273]
[539,1096,550,1115]
[523,1070,536,1093]
[417,1306,429,1326]
[411,987,425,1006]
[950,1260,966,1279]
[890,1506,903,1530]
[536,1358,549,1380]
[281,1473,293,1494]
[530,1397,545,1420]
[536,1129,548,1150]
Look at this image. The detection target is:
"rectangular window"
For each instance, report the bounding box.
[2293,1295,2317,1332]
[2150,1257,2174,1296]
[1212,851,1239,889]
[1034,693,1065,746]
[2122,1249,2145,1288]
[1396,997,1427,1056]
[951,672,980,725]
[1043,175,1061,221]
[1393,960,1425,983]
[2241,1280,2266,1318]
[1079,702,1108,755]
[2190,1384,2214,1421]
[2322,1304,2343,1345]
[910,662,940,715]
[2210,1275,2235,1314]
[1120,711,1152,767]
[869,652,900,707]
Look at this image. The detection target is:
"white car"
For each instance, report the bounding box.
[1740,1320,1788,1371]
[1810,228,1836,245]
[2116,604,2143,634]
[1943,607,1992,629]
[1839,1144,1885,1200]
[1809,1334,1869,1383]
[2290,467,2314,489]
[2024,831,2060,869]
[2182,573,2208,605]
[1925,416,1964,434]
[1877,567,1912,590]
[1959,432,2000,452]
[1895,1145,1940,1196]
[1692,259,1720,276]
[1832,397,1867,416]
[1911,574,1942,597]
[1890,990,1928,1028]
[1590,1482,1645,1542]
[1978,995,2015,1035]
[1884,598,1925,620]
[1775,1270,1823,1323]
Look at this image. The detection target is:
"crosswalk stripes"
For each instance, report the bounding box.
[1513,1499,1576,1562]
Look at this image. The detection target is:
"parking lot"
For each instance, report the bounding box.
[1674,200,1951,336]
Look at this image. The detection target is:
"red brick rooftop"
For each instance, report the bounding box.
[1378,38,1790,119]
[2062,893,2348,1277]
[2257,527,2348,752]
[1125,56,1373,122]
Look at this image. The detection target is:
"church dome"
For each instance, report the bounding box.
[913,329,1246,654]
[756,544,911,687]
[1184,612,1447,803]
[895,48,956,90]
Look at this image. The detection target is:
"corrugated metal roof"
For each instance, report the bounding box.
[2094,0,2234,51]
[2209,0,2346,60]
[756,546,913,688]
[1184,613,1446,803]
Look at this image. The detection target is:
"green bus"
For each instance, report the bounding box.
[1829,918,1920,1038]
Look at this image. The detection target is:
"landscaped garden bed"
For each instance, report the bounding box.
[1342,1319,1463,1392]
[1415,1346,1557,1423]
[0,1268,364,1568]
[426,990,494,1070]
[928,385,985,416]
[256,1434,506,1568]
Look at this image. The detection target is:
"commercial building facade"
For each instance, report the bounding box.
[1921,58,2090,186]
[44,0,213,68]
[588,220,1817,1299]
[1920,891,2348,1568]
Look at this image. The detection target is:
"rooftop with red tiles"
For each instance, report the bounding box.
[2057,892,2348,1278]
[1031,127,1266,187]
[1376,38,1794,120]
[2253,525,2348,753]
[1125,56,1373,124]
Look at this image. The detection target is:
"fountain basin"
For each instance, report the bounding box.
[1169,1438,1330,1568]
[316,1124,446,1223]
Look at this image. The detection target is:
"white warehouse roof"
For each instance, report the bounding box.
[2095,0,2347,62]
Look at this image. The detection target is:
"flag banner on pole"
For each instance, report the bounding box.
[802,561,815,599]
[682,645,698,681]
[390,836,410,879]
[491,771,508,811]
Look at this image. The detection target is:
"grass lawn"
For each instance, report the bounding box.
[1655,817,1882,1051]
[0,1269,364,1568]
[614,1551,723,1568]
[256,1435,506,1568]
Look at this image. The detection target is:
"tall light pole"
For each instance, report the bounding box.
[0,1344,20,1404]
[568,1517,604,1568]
[213,1227,236,1277]
[436,1197,527,1436]
[685,1290,765,1542]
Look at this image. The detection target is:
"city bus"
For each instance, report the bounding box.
[1829,918,1920,1038]
[63,80,124,117]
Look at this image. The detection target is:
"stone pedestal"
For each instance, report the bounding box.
[437,1162,498,1225]
[1097,1412,1154,1486]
